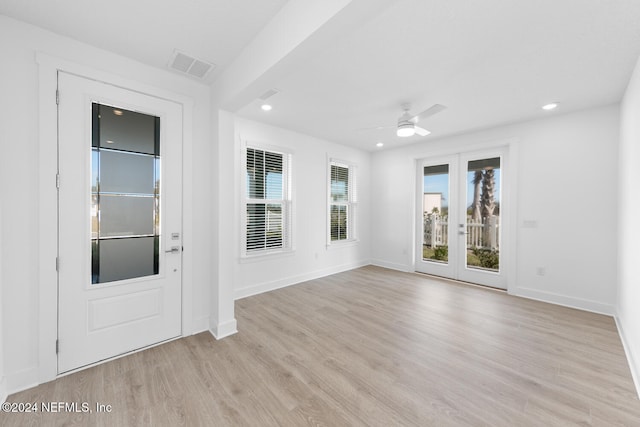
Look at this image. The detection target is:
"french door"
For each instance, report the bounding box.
[416,148,508,289]
[57,72,183,373]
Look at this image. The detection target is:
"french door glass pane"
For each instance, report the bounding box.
[423,164,449,263]
[91,103,160,284]
[465,157,500,271]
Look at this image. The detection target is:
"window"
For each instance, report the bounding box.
[328,160,356,243]
[244,146,292,255]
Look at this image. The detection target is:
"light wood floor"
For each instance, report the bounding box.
[2,266,639,426]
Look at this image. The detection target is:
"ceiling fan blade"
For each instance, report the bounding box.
[411,104,447,122]
[355,125,395,133]
[415,126,431,137]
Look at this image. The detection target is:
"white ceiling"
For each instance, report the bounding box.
[2,0,640,151]
[237,0,640,150]
[0,0,289,83]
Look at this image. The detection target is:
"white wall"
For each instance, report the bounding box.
[231,117,371,298]
[210,109,237,338]
[371,104,620,314]
[0,15,212,394]
[618,56,640,393]
[0,202,5,403]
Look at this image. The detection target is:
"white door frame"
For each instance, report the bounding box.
[37,53,196,384]
[415,154,461,280]
[412,139,519,293]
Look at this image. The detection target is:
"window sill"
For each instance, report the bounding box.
[240,249,295,263]
[326,239,359,250]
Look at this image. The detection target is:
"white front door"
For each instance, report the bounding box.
[415,147,509,289]
[57,72,183,373]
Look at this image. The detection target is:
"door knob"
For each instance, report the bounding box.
[165,246,181,254]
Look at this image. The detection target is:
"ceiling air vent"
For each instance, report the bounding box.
[259,89,280,101]
[168,50,216,80]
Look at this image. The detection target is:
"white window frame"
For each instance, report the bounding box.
[242,142,293,258]
[327,158,357,245]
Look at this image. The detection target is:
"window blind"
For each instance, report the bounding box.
[245,147,291,253]
[329,161,356,242]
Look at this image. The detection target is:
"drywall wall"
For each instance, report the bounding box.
[0,15,212,394]
[231,117,371,298]
[371,104,620,314]
[210,109,237,338]
[618,55,640,394]
[0,202,5,403]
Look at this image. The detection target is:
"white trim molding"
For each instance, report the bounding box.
[512,286,615,316]
[370,259,413,273]
[5,368,39,397]
[615,315,640,399]
[210,319,238,340]
[235,260,370,300]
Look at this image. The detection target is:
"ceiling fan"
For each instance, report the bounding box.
[360,103,447,137]
[396,103,446,137]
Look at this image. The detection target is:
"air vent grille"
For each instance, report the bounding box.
[168,50,216,80]
[259,89,280,101]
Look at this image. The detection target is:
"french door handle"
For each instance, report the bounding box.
[165,246,181,254]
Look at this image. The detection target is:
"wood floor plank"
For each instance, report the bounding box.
[2,266,639,426]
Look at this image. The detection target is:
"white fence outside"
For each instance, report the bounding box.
[424,214,499,250]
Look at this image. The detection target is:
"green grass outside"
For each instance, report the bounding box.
[422,246,487,268]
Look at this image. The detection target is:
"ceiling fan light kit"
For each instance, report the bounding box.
[397,122,416,137]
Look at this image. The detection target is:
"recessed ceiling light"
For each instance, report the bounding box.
[113,109,123,116]
[376,142,384,147]
[261,104,272,111]
[542,102,558,111]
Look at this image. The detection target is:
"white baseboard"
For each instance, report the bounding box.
[210,318,238,340]
[235,260,370,300]
[369,259,412,273]
[615,315,640,399]
[511,287,615,316]
[5,367,38,397]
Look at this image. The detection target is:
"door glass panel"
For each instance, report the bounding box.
[91,103,160,284]
[99,195,155,237]
[96,237,158,283]
[423,164,449,263]
[100,150,155,194]
[466,157,500,271]
[95,103,158,154]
